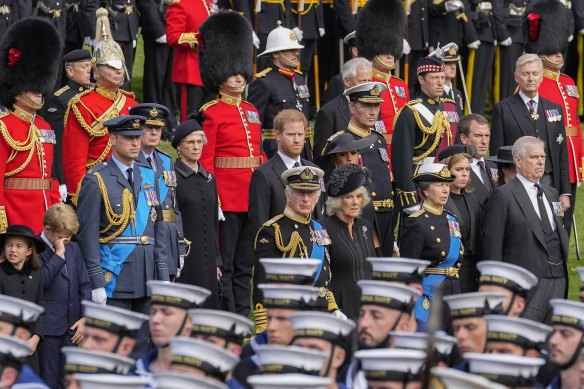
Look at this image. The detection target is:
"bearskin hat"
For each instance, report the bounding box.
[0,17,62,107]
[524,0,571,55]
[199,11,254,94]
[356,0,406,59]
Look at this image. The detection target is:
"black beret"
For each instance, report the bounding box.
[437,144,476,161]
[327,164,368,197]
[172,119,203,149]
[63,49,92,63]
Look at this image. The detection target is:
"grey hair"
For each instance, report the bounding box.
[512,136,545,159]
[514,53,543,75]
[342,57,373,81]
[325,186,371,216]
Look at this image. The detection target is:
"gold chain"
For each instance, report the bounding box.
[409,107,450,162]
[273,223,308,258]
[87,139,112,168]
[94,172,136,243]
[0,120,42,176]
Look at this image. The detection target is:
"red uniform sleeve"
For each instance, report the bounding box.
[166,1,193,48]
[62,103,91,196]
[0,122,8,228]
[199,110,217,174]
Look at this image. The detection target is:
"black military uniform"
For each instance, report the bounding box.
[42,49,92,190]
[497,0,528,101]
[428,0,474,51]
[248,64,312,160]
[34,0,67,41]
[63,0,98,54]
[0,0,20,42]
[442,45,464,116]
[406,0,430,93]
[392,57,452,211]
[105,0,139,89]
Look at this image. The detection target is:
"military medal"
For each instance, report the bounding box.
[39,129,56,144]
[394,85,407,99]
[531,111,540,121]
[145,190,159,207]
[245,110,260,124]
[448,220,462,238]
[490,167,499,183]
[423,296,430,309]
[565,84,579,97]
[374,120,386,134]
[297,85,310,99]
[163,171,177,187]
[362,226,368,240]
[556,133,564,144]
[378,148,389,163]
[545,109,561,122]
[150,207,158,222]
[552,202,564,217]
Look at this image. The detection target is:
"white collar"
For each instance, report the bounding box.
[277,150,301,170]
[516,172,539,189]
[518,91,539,106]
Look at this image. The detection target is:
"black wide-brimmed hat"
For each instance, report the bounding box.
[0,225,46,253]
[486,145,514,165]
[325,133,376,155]
[327,163,368,197]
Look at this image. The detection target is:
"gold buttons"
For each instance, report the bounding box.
[430,226,435,230]
[372,192,377,196]
[436,238,441,243]
[441,251,446,256]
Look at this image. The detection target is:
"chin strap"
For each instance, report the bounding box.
[322,344,336,377]
[95,66,125,88]
[18,94,44,111]
[540,55,564,71]
[278,52,297,69]
[222,82,247,94]
[555,336,584,370]
[374,55,396,71]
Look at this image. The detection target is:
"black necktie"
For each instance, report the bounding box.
[293,161,301,168]
[527,99,538,120]
[127,167,133,189]
[477,160,492,192]
[534,183,553,235]
[146,156,156,172]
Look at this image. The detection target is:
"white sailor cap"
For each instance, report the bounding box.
[477,261,538,294]
[343,82,386,104]
[430,367,507,389]
[0,333,32,367]
[153,371,227,389]
[82,301,148,338]
[247,373,331,389]
[72,374,151,389]
[412,163,454,183]
[169,337,239,379]
[389,332,457,360]
[258,284,319,309]
[357,280,420,313]
[0,294,44,327]
[189,308,253,345]
[11,384,52,389]
[443,292,507,320]
[147,280,211,309]
[435,333,458,357]
[289,311,355,346]
[367,257,431,283]
[549,299,584,329]
[355,349,426,382]
[343,31,356,45]
[464,353,545,387]
[259,258,321,285]
[62,347,135,375]
[255,345,327,375]
[484,315,551,351]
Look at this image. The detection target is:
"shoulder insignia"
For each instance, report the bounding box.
[408,208,426,218]
[404,98,423,107]
[199,99,219,112]
[54,85,70,97]
[440,97,455,103]
[262,214,284,227]
[255,67,272,78]
[294,69,303,75]
[68,88,93,105]
[120,89,136,99]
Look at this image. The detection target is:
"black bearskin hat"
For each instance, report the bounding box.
[524,0,571,55]
[0,17,62,107]
[199,11,254,94]
[356,0,406,59]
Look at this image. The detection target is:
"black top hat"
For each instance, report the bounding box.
[103,115,147,136]
[327,163,368,197]
[171,119,204,149]
[129,103,170,127]
[325,133,376,155]
[0,225,46,253]
[486,145,514,165]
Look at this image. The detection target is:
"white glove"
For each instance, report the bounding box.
[579,28,584,35]
[332,309,348,321]
[132,39,137,48]
[58,184,67,202]
[91,287,107,305]
[467,40,481,49]
[218,206,226,222]
[569,34,574,42]
[252,31,260,49]
[292,27,304,42]
[445,0,464,12]
[83,36,93,48]
[318,28,325,37]
[402,38,411,55]
[499,37,512,46]
[155,34,167,44]
[177,255,185,279]
[403,204,421,215]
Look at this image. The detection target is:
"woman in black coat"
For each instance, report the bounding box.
[322,164,378,321]
[0,224,47,372]
[172,120,221,309]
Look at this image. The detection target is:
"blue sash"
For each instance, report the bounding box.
[414,213,461,322]
[157,152,171,202]
[309,219,326,285]
[100,167,156,296]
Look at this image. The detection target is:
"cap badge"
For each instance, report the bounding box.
[448,47,457,56]
[132,119,141,129]
[439,167,450,178]
[370,85,381,96]
[300,168,314,180]
[149,107,158,118]
[289,31,298,42]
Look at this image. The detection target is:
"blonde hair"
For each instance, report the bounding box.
[43,203,80,235]
[325,186,371,216]
[274,109,308,134]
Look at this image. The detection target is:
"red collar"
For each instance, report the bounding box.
[278,67,295,78]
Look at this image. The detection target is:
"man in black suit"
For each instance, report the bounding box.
[490,53,571,211]
[482,136,569,322]
[313,57,372,161]
[248,109,324,240]
[459,113,497,205]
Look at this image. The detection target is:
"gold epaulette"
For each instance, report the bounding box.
[404,98,423,107]
[199,99,219,112]
[54,85,70,97]
[440,97,455,104]
[254,303,267,334]
[409,208,426,218]
[262,214,284,227]
[255,67,272,78]
[326,290,339,312]
[120,89,136,99]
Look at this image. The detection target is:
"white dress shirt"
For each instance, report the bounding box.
[516,172,556,230]
[278,151,302,170]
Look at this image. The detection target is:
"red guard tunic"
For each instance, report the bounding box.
[62,87,137,200]
[0,109,60,233]
[436,98,459,159]
[166,0,212,86]
[372,68,409,170]
[198,95,263,213]
[539,69,583,184]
